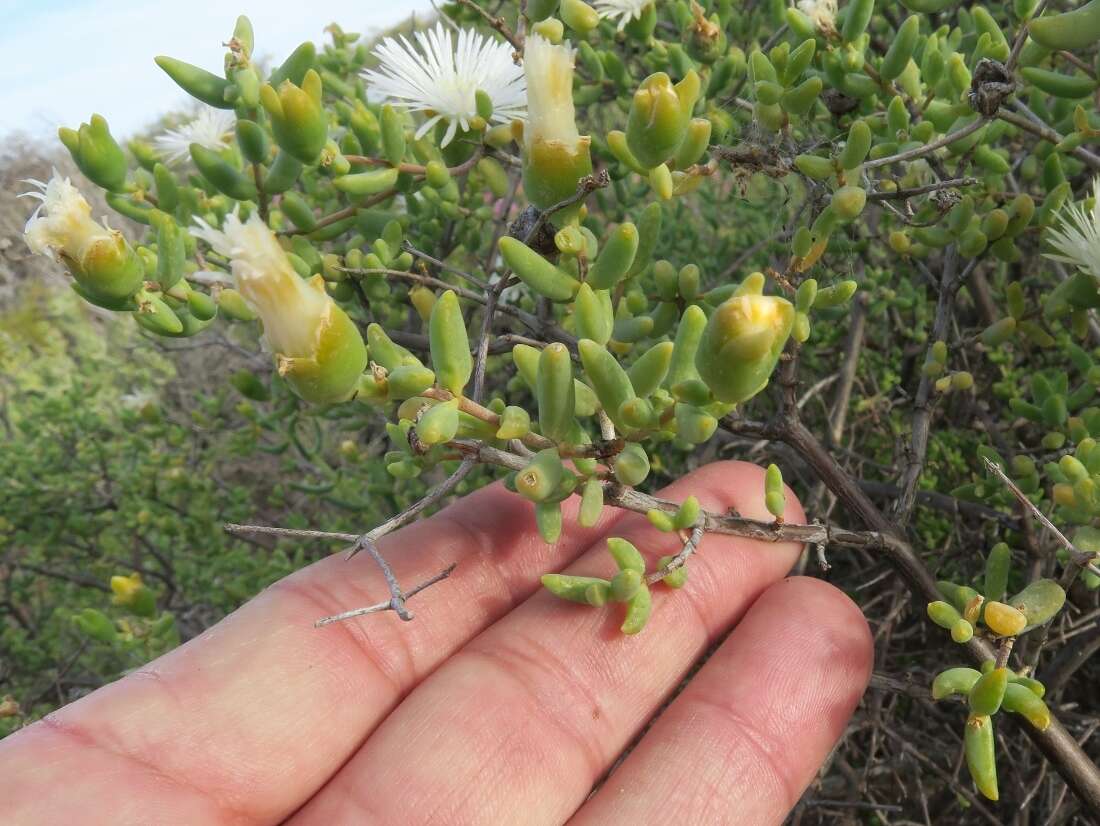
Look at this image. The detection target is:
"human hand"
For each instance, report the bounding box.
[0,461,872,825]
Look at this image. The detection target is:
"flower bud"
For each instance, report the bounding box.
[260,69,328,164]
[193,212,367,403]
[22,173,144,308]
[626,71,701,169]
[58,115,128,192]
[522,34,592,215]
[695,293,795,404]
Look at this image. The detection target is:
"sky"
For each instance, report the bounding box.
[0,0,433,142]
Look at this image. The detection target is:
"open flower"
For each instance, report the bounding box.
[593,0,654,31]
[521,33,591,211]
[21,170,144,305]
[153,108,236,164]
[1044,177,1100,280]
[192,211,367,403]
[363,22,526,147]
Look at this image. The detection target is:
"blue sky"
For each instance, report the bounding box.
[0,0,433,141]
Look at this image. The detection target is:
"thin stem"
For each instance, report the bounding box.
[865,177,980,202]
[521,170,611,246]
[346,458,476,560]
[999,106,1100,171]
[645,524,704,584]
[864,118,989,170]
[224,524,359,542]
[315,564,457,626]
[282,188,398,237]
[454,0,523,50]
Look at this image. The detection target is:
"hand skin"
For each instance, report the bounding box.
[0,461,872,825]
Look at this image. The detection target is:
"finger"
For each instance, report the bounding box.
[571,576,872,825]
[288,461,808,825]
[0,479,626,826]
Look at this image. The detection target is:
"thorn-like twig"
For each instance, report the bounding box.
[646,523,705,585]
[224,524,359,542]
[315,564,457,627]
[982,457,1080,558]
[350,534,413,620]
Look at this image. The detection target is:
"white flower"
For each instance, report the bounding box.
[523,33,579,149]
[154,108,236,165]
[20,170,112,262]
[1044,177,1100,280]
[120,390,158,411]
[797,0,837,31]
[363,22,526,147]
[193,211,331,358]
[593,0,652,31]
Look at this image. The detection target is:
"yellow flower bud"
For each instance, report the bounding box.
[695,293,795,404]
[626,71,701,169]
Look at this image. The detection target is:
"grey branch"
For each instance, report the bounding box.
[315,564,457,627]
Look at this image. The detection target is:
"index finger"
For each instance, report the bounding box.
[0,478,624,825]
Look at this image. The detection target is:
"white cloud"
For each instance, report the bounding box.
[0,0,433,140]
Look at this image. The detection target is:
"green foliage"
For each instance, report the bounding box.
[0,288,427,733]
